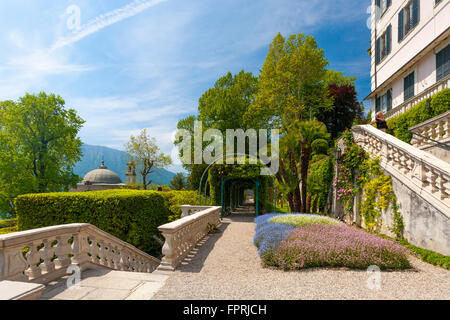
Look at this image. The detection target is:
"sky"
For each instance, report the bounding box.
[0,0,372,173]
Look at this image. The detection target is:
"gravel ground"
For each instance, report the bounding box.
[152,213,450,300]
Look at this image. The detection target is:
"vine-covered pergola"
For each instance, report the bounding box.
[198,157,276,218]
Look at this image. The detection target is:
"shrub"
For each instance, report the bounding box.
[0,226,18,235]
[268,224,410,270]
[0,218,17,228]
[14,190,170,257]
[158,191,204,221]
[387,89,450,143]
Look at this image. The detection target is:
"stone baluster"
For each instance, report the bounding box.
[40,239,55,275]
[98,240,105,266]
[54,235,71,269]
[89,237,99,264]
[24,242,42,280]
[430,169,439,194]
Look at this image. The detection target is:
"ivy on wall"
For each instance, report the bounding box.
[335,130,404,238]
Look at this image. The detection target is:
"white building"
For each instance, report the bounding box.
[366,0,449,119]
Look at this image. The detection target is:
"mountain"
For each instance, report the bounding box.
[74,144,176,186]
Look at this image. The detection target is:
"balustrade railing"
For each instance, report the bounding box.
[157,206,221,271]
[409,110,450,149]
[179,205,214,218]
[0,223,161,284]
[384,75,450,120]
[352,125,450,215]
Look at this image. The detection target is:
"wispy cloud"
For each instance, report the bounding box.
[51,0,168,50]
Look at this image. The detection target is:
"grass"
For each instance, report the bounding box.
[269,214,339,227]
[397,239,450,270]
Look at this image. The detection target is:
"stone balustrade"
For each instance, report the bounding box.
[409,110,450,149]
[385,75,450,120]
[352,125,450,215]
[179,205,214,218]
[157,206,221,271]
[0,223,161,284]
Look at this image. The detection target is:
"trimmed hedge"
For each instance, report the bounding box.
[0,226,18,235]
[0,218,17,228]
[159,191,204,222]
[14,190,171,257]
[387,89,450,143]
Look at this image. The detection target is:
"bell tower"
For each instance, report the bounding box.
[125,161,137,185]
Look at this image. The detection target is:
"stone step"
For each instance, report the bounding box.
[39,268,169,300]
[0,281,45,300]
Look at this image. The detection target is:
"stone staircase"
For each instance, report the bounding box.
[349,125,450,255]
[0,206,222,300]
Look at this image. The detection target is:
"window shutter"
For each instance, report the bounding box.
[376,37,381,65]
[376,96,381,112]
[444,45,450,78]
[437,49,443,81]
[398,9,404,41]
[412,0,420,27]
[386,25,392,55]
[387,89,392,111]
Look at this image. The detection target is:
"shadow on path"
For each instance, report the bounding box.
[176,205,256,273]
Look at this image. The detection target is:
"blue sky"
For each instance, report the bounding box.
[0,0,371,172]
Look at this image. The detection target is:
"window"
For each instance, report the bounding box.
[376,25,392,65]
[375,89,392,113]
[435,0,442,5]
[398,0,420,42]
[376,0,392,18]
[436,44,449,81]
[404,72,415,101]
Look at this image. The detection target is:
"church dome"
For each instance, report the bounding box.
[82,161,123,185]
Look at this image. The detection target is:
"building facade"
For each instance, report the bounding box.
[367,0,449,119]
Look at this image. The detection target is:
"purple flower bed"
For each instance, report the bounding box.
[265,224,410,270]
[254,214,297,256]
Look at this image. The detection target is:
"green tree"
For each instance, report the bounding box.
[169,172,188,190]
[198,70,258,131]
[125,129,172,190]
[176,70,258,191]
[246,33,333,212]
[245,32,332,128]
[0,92,84,216]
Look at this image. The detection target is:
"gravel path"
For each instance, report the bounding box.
[152,213,450,300]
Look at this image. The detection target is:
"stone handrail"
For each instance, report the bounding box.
[157,206,221,271]
[0,223,161,284]
[409,110,450,149]
[384,75,450,120]
[179,205,214,218]
[352,125,450,216]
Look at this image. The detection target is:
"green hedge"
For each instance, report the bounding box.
[14,190,171,257]
[159,191,204,221]
[0,226,18,235]
[387,89,450,143]
[0,218,17,229]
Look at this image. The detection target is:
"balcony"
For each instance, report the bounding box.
[385,74,450,120]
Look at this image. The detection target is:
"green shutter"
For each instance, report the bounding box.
[376,37,381,64]
[386,25,391,55]
[398,9,404,42]
[412,0,420,27]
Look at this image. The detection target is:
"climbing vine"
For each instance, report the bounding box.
[335,130,404,237]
